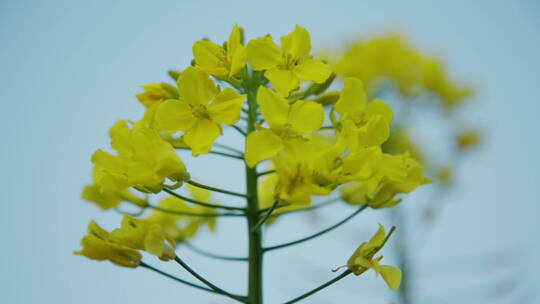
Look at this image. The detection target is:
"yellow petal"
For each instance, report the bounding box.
[208,88,245,125]
[183,119,221,156]
[245,129,283,167]
[177,67,218,105]
[227,25,247,77]
[362,224,386,253]
[288,100,324,134]
[187,183,211,203]
[155,99,198,131]
[366,99,393,123]
[246,36,282,70]
[81,185,121,210]
[293,59,332,83]
[357,116,390,147]
[192,40,228,76]
[379,265,402,290]
[265,69,299,97]
[280,25,311,59]
[257,86,289,130]
[334,78,367,122]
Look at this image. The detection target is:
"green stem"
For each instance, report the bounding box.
[232,124,248,136]
[265,205,368,252]
[267,198,341,218]
[174,256,248,303]
[187,180,250,199]
[282,270,351,304]
[213,142,244,155]
[175,147,244,160]
[256,170,275,177]
[244,73,264,304]
[163,188,246,211]
[252,200,279,232]
[140,261,217,294]
[147,204,243,217]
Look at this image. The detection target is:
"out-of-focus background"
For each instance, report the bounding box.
[1,0,539,303]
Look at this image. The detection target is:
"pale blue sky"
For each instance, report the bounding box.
[1,0,539,303]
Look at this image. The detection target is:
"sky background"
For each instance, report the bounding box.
[1,0,539,303]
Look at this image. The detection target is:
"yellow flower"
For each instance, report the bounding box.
[334,77,393,126]
[245,86,324,167]
[145,184,216,242]
[154,66,246,156]
[455,130,481,150]
[346,224,401,290]
[110,215,176,261]
[247,25,332,96]
[74,221,142,268]
[330,34,472,109]
[136,83,177,108]
[341,153,431,208]
[81,167,146,210]
[91,120,189,194]
[383,128,424,163]
[193,24,247,79]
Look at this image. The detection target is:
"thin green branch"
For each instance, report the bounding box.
[264,205,369,252]
[213,143,244,155]
[183,242,248,262]
[252,200,280,232]
[163,188,246,211]
[281,270,352,304]
[140,261,217,294]
[186,180,250,199]
[174,256,248,303]
[231,124,248,137]
[256,170,275,177]
[147,204,243,217]
[268,198,341,218]
[175,147,243,160]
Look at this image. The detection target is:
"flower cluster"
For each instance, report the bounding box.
[75,25,442,301]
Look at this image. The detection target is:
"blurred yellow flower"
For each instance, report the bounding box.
[91,120,189,194]
[145,184,216,242]
[456,130,481,150]
[110,215,176,261]
[74,221,142,268]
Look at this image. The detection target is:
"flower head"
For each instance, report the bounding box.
[346,224,401,290]
[154,67,246,155]
[245,86,324,167]
[145,184,216,242]
[91,120,189,194]
[193,25,247,79]
[74,221,142,268]
[247,25,332,96]
[110,216,176,261]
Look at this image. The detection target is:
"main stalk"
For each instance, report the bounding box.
[244,74,263,304]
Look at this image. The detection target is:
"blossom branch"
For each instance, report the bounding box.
[147,204,244,217]
[140,261,218,294]
[174,256,248,303]
[163,188,246,211]
[281,270,352,304]
[186,180,250,199]
[264,205,369,252]
[252,200,280,232]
